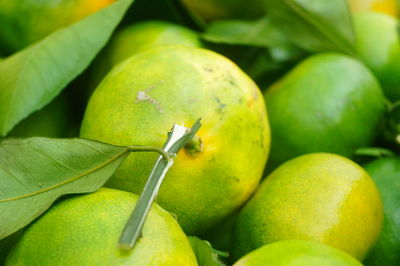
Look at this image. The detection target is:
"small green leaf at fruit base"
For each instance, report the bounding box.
[0,0,134,136]
[189,236,228,266]
[264,0,356,55]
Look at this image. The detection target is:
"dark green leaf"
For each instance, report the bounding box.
[203,17,291,48]
[189,236,227,266]
[0,0,134,136]
[265,0,356,54]
[355,147,396,158]
[0,138,130,240]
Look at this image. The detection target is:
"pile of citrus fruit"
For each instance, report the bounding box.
[0,0,399,265]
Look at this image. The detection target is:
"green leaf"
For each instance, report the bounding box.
[265,0,356,54]
[189,236,227,266]
[0,138,130,240]
[203,17,291,48]
[0,0,134,136]
[355,147,396,158]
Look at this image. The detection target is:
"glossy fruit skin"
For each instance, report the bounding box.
[180,0,265,21]
[349,0,398,17]
[0,0,114,53]
[91,20,202,90]
[353,12,400,101]
[234,240,362,266]
[232,153,383,261]
[363,157,400,266]
[80,45,270,235]
[265,53,386,171]
[5,188,197,266]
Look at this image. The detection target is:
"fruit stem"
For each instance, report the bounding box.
[119,119,202,250]
[127,146,175,161]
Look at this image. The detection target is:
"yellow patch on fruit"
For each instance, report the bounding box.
[349,0,398,17]
[74,0,116,21]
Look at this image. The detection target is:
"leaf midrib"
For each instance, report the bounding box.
[0,148,128,202]
[283,0,355,55]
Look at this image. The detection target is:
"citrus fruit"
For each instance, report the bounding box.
[234,240,362,266]
[5,188,197,266]
[264,53,386,171]
[363,157,400,266]
[0,0,115,53]
[90,20,202,90]
[232,153,383,261]
[180,0,265,21]
[349,0,398,16]
[8,95,70,138]
[80,45,270,235]
[353,12,400,101]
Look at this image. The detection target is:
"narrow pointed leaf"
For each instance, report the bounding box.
[203,17,291,48]
[0,138,130,240]
[265,0,356,54]
[0,0,134,136]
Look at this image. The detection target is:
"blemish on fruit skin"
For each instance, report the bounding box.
[214,97,226,115]
[136,91,164,113]
[204,66,214,72]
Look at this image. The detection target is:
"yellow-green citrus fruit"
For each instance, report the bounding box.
[5,188,197,266]
[265,53,385,171]
[234,240,362,266]
[0,0,115,53]
[80,45,270,235]
[90,20,202,90]
[8,95,70,138]
[363,157,400,266]
[349,0,398,16]
[353,12,400,101]
[180,0,265,21]
[232,153,383,261]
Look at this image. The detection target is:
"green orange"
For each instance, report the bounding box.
[80,45,270,235]
[234,240,362,266]
[265,53,386,170]
[353,12,400,101]
[232,153,383,261]
[90,20,202,90]
[6,188,197,265]
[363,157,400,266]
[0,0,115,53]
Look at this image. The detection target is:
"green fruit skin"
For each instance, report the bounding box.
[354,12,400,101]
[265,53,386,171]
[363,157,400,266]
[91,20,202,90]
[5,188,197,266]
[232,153,383,261]
[180,0,265,21]
[234,240,363,266]
[80,46,270,235]
[0,0,113,53]
[7,95,70,138]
